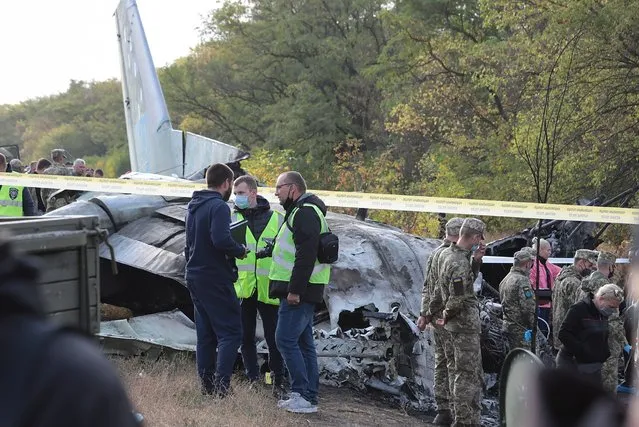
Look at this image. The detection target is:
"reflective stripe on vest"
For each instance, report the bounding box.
[268,203,331,285]
[0,185,23,217]
[233,210,283,305]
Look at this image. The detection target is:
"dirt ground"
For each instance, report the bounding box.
[114,355,435,427]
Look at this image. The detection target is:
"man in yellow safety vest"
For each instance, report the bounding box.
[232,175,287,397]
[269,171,331,414]
[0,153,36,217]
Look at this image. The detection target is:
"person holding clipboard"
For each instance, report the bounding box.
[184,163,248,397]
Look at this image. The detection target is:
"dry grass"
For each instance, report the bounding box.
[113,355,299,427]
[112,355,431,427]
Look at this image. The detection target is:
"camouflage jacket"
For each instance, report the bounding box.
[580,270,628,349]
[41,164,73,211]
[552,265,583,348]
[420,240,451,318]
[439,243,480,333]
[43,164,72,177]
[499,266,536,331]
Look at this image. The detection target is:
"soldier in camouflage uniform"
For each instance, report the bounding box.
[578,251,627,393]
[499,248,537,351]
[437,218,486,427]
[417,217,464,426]
[551,249,599,350]
[42,149,73,212]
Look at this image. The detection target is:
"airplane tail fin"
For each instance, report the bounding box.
[114,0,240,177]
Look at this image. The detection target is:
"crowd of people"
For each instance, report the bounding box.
[0,147,104,216]
[417,218,636,426]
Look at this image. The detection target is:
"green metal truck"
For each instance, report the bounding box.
[0,215,105,335]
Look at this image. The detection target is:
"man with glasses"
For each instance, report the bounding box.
[269,171,331,414]
[552,249,599,351]
[578,252,628,393]
[557,283,625,385]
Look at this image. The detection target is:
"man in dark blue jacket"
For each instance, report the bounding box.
[185,163,248,397]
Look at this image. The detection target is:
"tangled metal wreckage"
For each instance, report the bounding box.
[45,187,630,415]
[43,182,639,422]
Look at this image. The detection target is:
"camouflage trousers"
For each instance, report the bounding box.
[504,324,530,352]
[433,326,454,414]
[602,343,622,394]
[447,331,483,426]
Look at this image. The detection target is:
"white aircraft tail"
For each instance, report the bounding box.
[114,0,241,178]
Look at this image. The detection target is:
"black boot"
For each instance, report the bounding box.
[273,375,289,399]
[433,409,452,425]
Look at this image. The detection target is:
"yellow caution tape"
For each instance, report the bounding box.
[1,172,637,225]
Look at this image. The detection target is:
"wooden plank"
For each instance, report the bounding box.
[38,279,98,312]
[34,251,81,282]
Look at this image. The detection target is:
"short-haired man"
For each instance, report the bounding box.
[552,249,599,350]
[184,163,248,397]
[42,149,72,209]
[436,217,486,427]
[269,171,331,414]
[31,159,52,214]
[416,217,464,426]
[94,169,104,178]
[231,175,287,396]
[579,252,628,393]
[72,159,86,177]
[500,248,537,351]
[557,283,625,385]
[9,159,23,173]
[0,154,36,217]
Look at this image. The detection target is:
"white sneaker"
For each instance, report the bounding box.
[284,394,318,414]
[277,392,301,409]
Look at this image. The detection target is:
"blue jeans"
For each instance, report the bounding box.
[275,299,318,405]
[187,278,242,395]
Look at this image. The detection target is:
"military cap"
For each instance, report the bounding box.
[514,249,534,263]
[597,251,617,265]
[460,218,486,238]
[9,159,22,168]
[445,217,464,236]
[51,149,68,159]
[574,249,599,263]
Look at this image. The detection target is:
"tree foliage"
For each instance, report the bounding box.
[1,0,638,238]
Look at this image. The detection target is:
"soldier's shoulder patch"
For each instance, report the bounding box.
[523,286,533,299]
[452,276,464,296]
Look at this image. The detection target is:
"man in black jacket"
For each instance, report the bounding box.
[269,171,331,414]
[557,283,624,385]
[185,163,248,396]
[0,236,139,426]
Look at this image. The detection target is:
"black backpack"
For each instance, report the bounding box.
[318,230,339,264]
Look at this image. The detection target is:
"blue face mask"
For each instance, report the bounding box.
[471,244,480,252]
[235,195,250,209]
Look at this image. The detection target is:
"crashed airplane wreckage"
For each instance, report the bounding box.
[46,194,515,410]
[36,0,581,411]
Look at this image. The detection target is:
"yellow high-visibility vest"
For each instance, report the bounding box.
[268,203,330,285]
[0,185,23,217]
[233,210,283,305]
